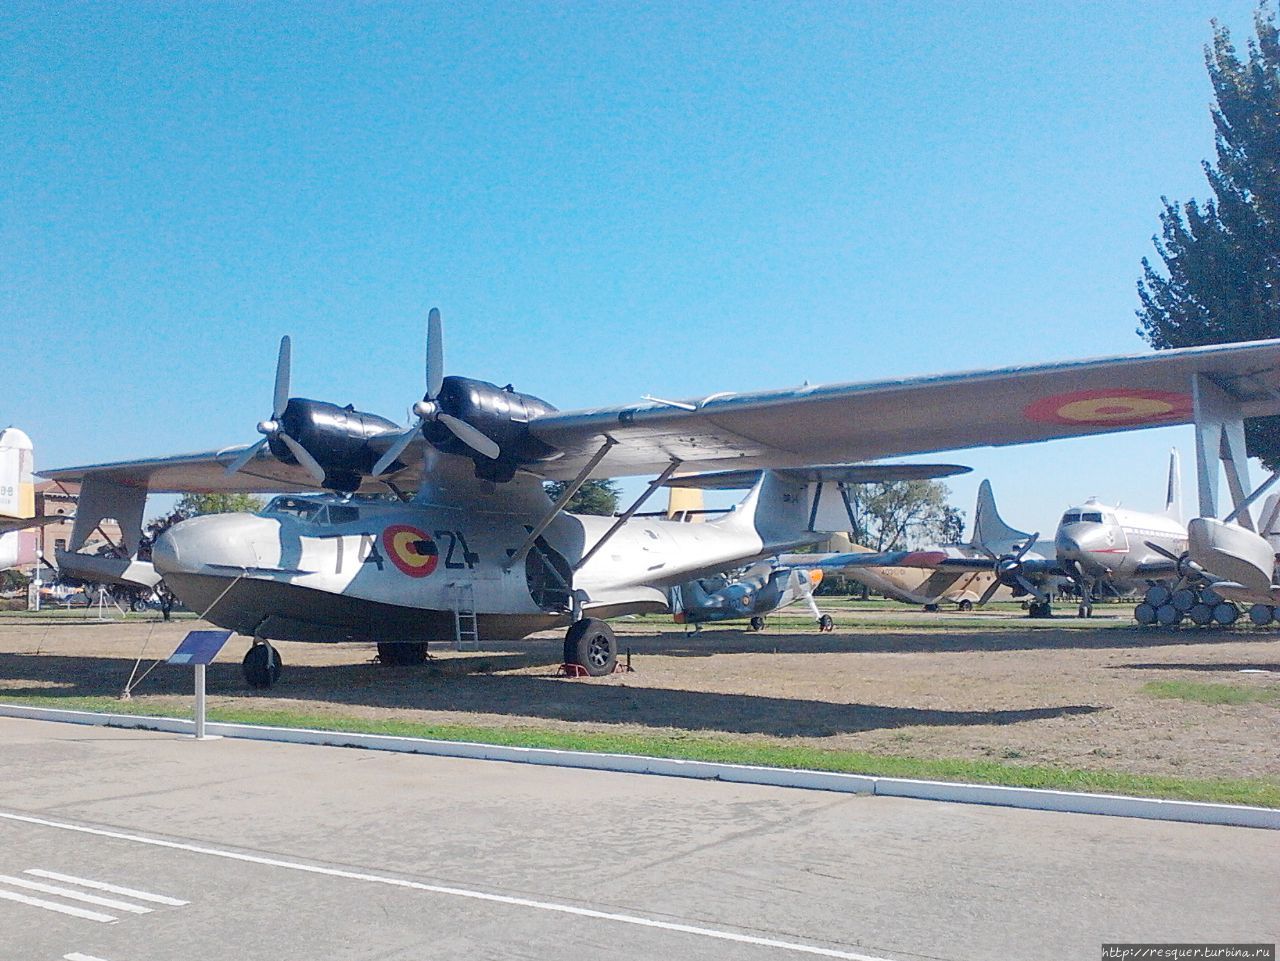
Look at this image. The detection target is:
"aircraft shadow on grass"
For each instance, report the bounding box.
[1110,661,1280,673]
[0,652,1102,738]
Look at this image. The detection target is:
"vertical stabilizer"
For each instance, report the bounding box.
[1165,447,1183,521]
[666,485,705,523]
[970,480,1032,556]
[0,427,35,520]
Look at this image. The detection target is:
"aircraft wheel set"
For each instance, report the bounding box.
[1133,585,1240,628]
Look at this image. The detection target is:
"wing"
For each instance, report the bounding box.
[529,339,1280,480]
[42,339,1280,492]
[662,462,972,490]
[0,515,73,534]
[38,444,426,495]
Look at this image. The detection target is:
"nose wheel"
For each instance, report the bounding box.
[243,641,283,688]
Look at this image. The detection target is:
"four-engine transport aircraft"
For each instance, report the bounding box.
[42,311,1280,686]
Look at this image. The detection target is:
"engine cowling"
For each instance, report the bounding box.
[268,399,400,492]
[419,376,559,482]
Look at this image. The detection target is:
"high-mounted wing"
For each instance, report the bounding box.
[660,462,971,490]
[42,338,1280,493]
[0,514,73,534]
[529,339,1280,480]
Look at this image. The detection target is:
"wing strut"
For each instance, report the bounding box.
[573,459,683,573]
[503,438,617,571]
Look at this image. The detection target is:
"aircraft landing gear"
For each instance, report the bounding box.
[1028,600,1053,618]
[749,616,766,632]
[377,642,429,666]
[957,599,974,613]
[817,614,835,632]
[563,618,618,677]
[243,640,283,689]
[1077,602,1093,618]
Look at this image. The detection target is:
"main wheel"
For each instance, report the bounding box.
[377,642,428,665]
[563,618,617,677]
[957,599,974,613]
[1077,603,1093,618]
[1028,601,1052,618]
[243,643,283,688]
[818,614,834,632]
[923,603,940,613]
[1248,604,1274,626]
[749,616,765,632]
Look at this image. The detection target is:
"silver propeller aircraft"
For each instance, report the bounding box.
[44,312,1280,686]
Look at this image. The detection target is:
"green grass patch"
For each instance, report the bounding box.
[4,694,1277,808]
[1144,680,1280,706]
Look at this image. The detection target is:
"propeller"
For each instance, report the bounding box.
[1145,539,1200,579]
[372,308,501,476]
[976,533,1046,605]
[224,336,327,484]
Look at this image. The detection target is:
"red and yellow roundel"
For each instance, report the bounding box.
[1024,389,1192,427]
[382,525,438,578]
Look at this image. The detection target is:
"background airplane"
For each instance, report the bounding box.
[0,427,66,576]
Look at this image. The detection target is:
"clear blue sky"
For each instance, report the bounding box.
[2,1,1267,532]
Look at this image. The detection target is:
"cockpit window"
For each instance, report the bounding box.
[325,505,360,525]
[263,496,323,521]
[1082,512,1104,523]
[1062,512,1082,524]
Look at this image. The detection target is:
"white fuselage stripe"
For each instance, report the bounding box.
[1,810,892,961]
[0,887,116,923]
[25,869,188,906]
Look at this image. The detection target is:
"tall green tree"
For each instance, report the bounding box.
[543,479,622,516]
[1137,2,1280,468]
[844,481,963,551]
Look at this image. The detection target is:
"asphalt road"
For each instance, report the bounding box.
[1,716,1276,961]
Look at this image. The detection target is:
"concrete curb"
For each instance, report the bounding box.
[3,703,1276,830]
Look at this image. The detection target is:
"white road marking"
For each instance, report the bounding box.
[0,887,115,923]
[65,954,111,961]
[25,869,188,906]
[0,874,152,913]
[0,810,893,961]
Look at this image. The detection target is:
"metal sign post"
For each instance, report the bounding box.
[167,630,232,740]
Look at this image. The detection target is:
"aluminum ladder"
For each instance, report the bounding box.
[452,583,480,652]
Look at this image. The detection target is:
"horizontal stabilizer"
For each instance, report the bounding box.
[661,462,971,491]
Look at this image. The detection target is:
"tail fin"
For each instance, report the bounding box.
[666,484,705,523]
[970,480,1032,556]
[0,427,35,520]
[1165,447,1182,521]
[718,470,814,551]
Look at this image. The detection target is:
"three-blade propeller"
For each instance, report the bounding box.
[371,308,501,477]
[224,335,327,484]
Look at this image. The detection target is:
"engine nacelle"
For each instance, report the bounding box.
[421,376,559,482]
[269,399,400,492]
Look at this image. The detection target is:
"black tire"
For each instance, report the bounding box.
[1077,603,1092,618]
[957,600,974,613]
[923,604,940,613]
[1170,588,1197,613]
[1156,604,1182,627]
[748,616,765,632]
[377,642,428,665]
[129,597,148,613]
[243,643,283,688]
[563,618,617,677]
[818,614,834,632]
[1145,585,1172,608]
[1028,601,1052,619]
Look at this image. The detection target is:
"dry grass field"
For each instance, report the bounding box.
[1,601,1277,794]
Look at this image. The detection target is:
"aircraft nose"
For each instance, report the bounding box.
[1056,533,1085,558]
[152,513,269,576]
